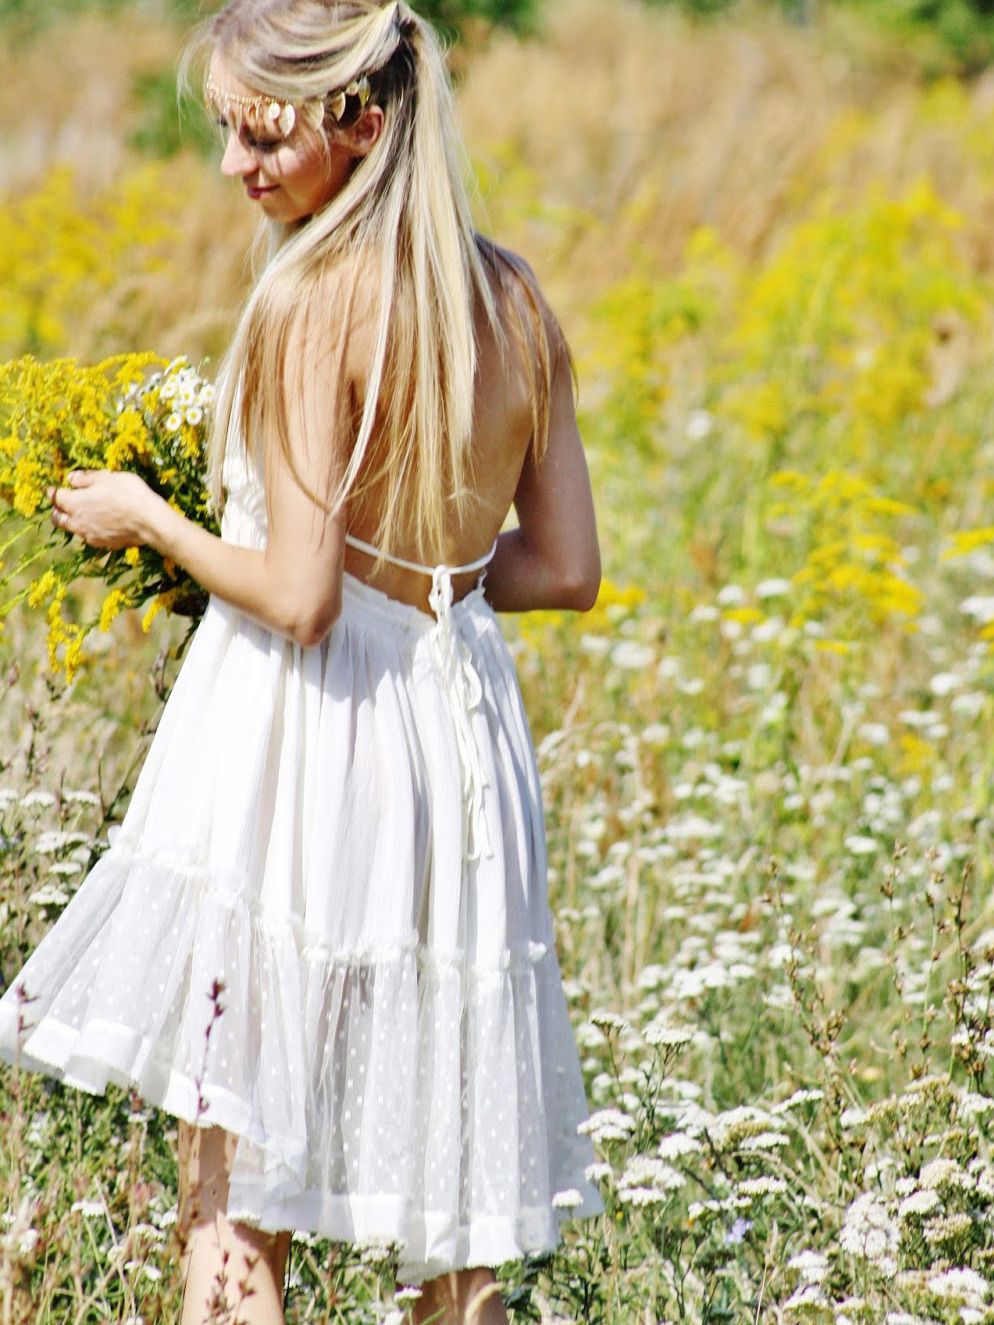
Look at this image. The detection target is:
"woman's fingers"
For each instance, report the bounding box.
[47,471,99,507]
[51,507,73,536]
[44,471,147,551]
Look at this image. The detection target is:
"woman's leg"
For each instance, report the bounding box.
[411,1269,509,1325]
[177,1121,292,1325]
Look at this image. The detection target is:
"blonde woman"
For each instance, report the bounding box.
[0,1,602,1321]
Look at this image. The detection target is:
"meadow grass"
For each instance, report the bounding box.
[6,2,994,1322]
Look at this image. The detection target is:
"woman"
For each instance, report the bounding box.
[0,2,602,1322]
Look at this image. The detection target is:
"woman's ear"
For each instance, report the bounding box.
[348,105,385,158]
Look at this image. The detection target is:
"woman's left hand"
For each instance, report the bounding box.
[48,471,164,551]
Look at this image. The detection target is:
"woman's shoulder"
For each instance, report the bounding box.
[475,236,569,362]
[477,237,544,311]
[285,250,380,380]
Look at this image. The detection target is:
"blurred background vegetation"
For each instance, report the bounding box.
[6,0,994,66]
[10,0,994,1320]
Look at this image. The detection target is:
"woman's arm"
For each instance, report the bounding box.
[50,308,350,648]
[54,468,344,648]
[484,316,601,614]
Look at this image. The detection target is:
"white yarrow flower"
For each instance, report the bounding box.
[658,1133,703,1160]
[34,830,86,855]
[961,595,994,624]
[839,1194,899,1271]
[644,1022,695,1048]
[63,789,100,806]
[739,1131,790,1152]
[611,641,655,671]
[784,1282,828,1310]
[551,1189,583,1210]
[717,584,745,607]
[29,884,70,907]
[357,1241,393,1264]
[584,1162,612,1184]
[578,1109,636,1143]
[686,409,713,442]
[47,861,82,877]
[20,791,56,811]
[857,722,890,747]
[772,1089,824,1114]
[755,577,792,599]
[788,1249,830,1284]
[736,1176,788,1198]
[927,1267,989,1302]
[589,1009,629,1034]
[17,1228,38,1256]
[929,671,961,696]
[618,1186,668,1207]
[845,834,879,856]
[898,1188,940,1219]
[919,1158,972,1190]
[619,1156,685,1193]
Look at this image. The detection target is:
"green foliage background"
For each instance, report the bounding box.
[646,0,994,70]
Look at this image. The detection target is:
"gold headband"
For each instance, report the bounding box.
[205,73,373,138]
[205,76,299,136]
[328,76,372,122]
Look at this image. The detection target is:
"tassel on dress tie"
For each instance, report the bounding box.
[427,564,493,862]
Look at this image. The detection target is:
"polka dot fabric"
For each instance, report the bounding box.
[0,445,602,1280]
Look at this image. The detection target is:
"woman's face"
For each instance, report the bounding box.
[210,54,356,225]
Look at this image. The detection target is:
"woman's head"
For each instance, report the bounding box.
[206,51,383,225]
[196,1,549,561]
[192,1,417,229]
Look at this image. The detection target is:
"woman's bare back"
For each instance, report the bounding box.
[343,264,540,611]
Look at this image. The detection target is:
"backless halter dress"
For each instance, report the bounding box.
[0,438,602,1282]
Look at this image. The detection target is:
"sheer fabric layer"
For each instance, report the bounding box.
[0,466,601,1276]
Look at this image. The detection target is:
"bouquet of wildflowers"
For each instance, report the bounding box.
[0,353,217,681]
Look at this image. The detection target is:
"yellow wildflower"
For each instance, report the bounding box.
[27,569,59,608]
[141,589,179,633]
[942,527,994,560]
[62,628,86,685]
[98,589,129,633]
[106,408,150,470]
[12,458,46,518]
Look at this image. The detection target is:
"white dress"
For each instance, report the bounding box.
[0,444,602,1282]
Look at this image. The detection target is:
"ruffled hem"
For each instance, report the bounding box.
[0,839,602,1272]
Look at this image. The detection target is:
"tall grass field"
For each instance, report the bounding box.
[6,1,994,1320]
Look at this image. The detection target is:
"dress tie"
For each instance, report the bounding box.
[345,534,498,860]
[426,564,492,860]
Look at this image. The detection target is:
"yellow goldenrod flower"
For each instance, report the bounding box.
[0,352,217,674]
[98,589,129,633]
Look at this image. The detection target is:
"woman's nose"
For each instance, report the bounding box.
[220,132,256,178]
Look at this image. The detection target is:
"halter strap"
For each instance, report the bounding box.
[344,532,497,578]
[344,530,498,861]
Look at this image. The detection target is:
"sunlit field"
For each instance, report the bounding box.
[7,1,994,1321]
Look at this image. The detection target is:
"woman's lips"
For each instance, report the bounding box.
[247,185,278,199]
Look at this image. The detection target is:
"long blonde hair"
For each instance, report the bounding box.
[185,0,551,559]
